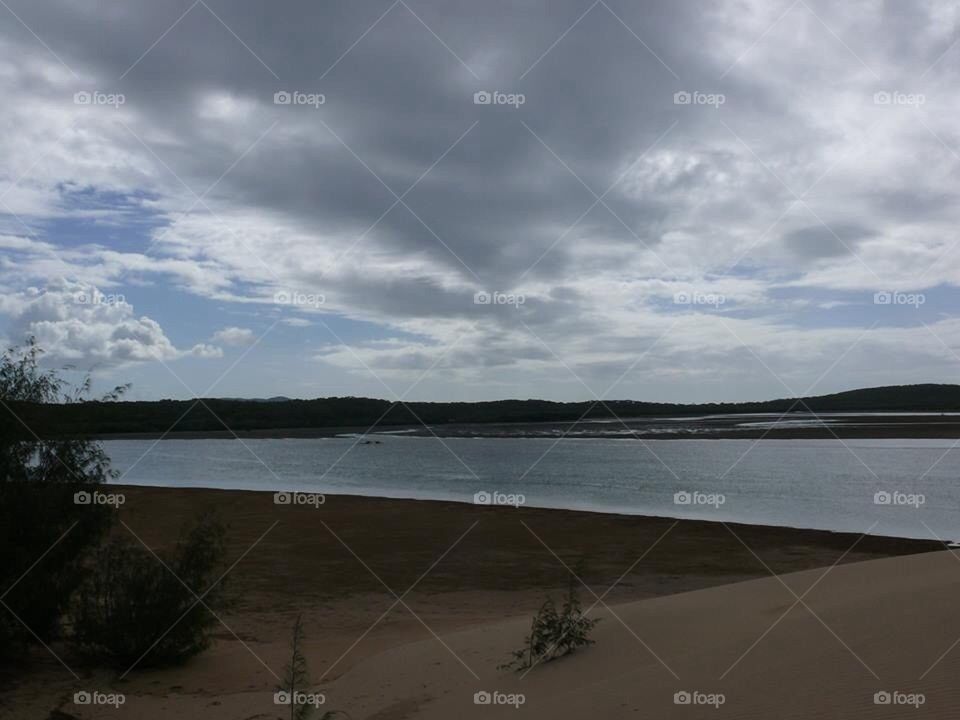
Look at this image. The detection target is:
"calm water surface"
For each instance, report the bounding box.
[104,436,960,540]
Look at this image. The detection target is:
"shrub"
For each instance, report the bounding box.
[0,338,126,657]
[500,579,599,671]
[276,614,348,720]
[71,511,228,669]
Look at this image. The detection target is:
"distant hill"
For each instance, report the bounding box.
[216,396,292,403]
[4,384,960,438]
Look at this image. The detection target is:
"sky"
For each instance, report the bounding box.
[0,0,959,403]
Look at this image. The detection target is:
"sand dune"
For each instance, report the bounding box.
[37,550,960,718]
[11,491,946,720]
[324,550,960,719]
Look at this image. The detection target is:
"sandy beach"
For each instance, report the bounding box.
[3,486,946,719]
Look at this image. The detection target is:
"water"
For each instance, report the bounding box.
[103,436,960,540]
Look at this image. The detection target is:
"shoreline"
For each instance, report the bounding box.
[107,482,948,542]
[91,413,960,440]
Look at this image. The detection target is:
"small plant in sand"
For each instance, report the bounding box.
[500,578,599,671]
[276,614,348,720]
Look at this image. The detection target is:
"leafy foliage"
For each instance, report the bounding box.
[0,338,125,656]
[500,580,599,671]
[71,511,228,669]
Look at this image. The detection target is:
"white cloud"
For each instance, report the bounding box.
[1,279,213,366]
[211,326,255,346]
[191,343,224,359]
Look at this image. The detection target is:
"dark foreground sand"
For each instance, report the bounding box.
[1,487,941,719]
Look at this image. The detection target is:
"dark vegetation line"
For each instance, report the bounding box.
[6,384,960,438]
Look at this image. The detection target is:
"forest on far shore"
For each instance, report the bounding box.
[4,383,960,438]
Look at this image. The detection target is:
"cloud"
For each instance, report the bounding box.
[190,343,224,359]
[211,326,255,346]
[0,279,211,366]
[782,224,877,260]
[0,0,959,399]
[281,317,311,327]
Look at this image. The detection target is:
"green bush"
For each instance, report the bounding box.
[0,339,125,657]
[500,580,599,671]
[71,512,228,669]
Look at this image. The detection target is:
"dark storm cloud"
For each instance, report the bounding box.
[782,224,876,259]
[0,0,729,287]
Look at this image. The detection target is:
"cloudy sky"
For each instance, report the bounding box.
[1,0,959,402]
